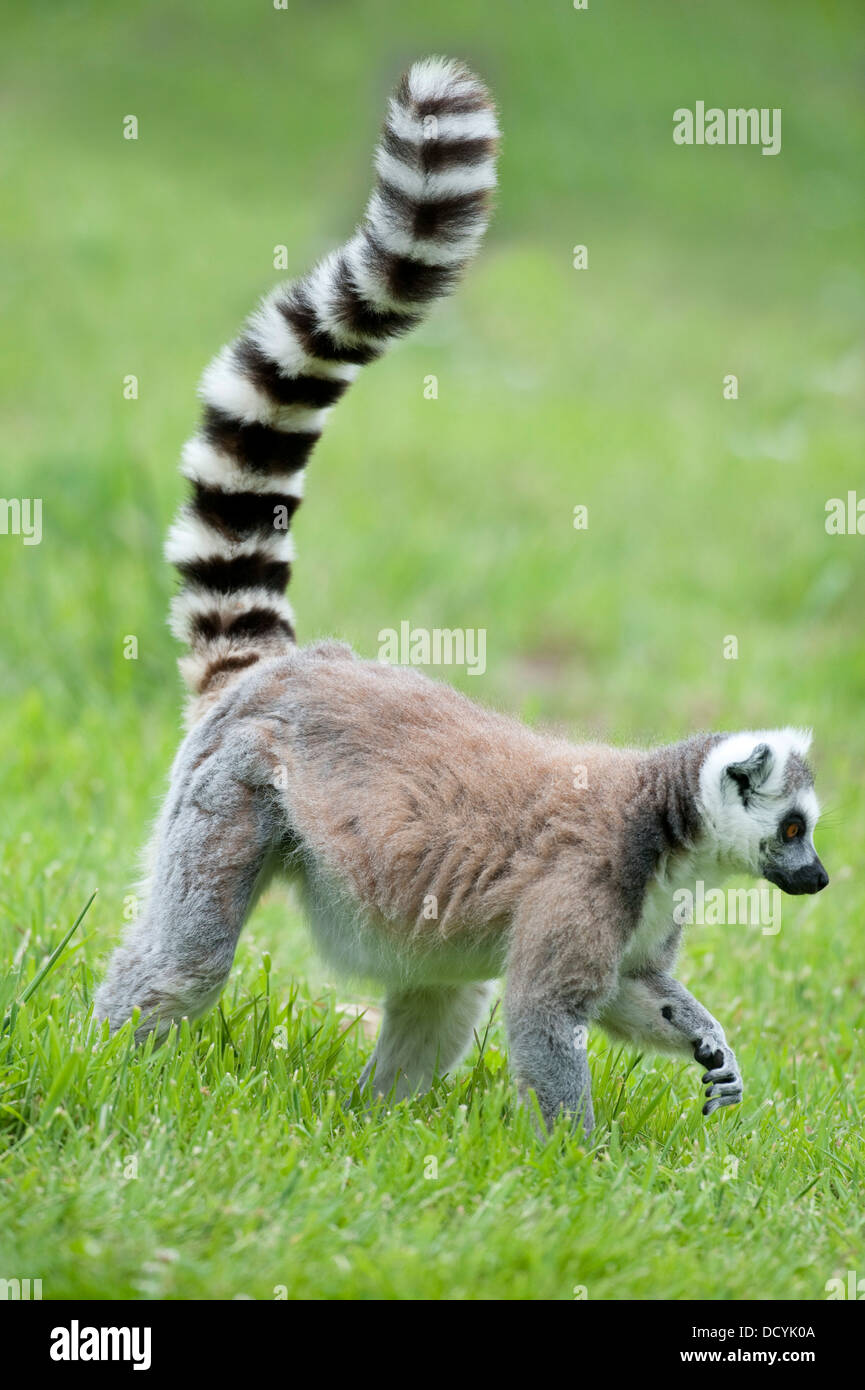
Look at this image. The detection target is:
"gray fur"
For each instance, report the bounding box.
[94,647,827,1136]
[358,982,493,1100]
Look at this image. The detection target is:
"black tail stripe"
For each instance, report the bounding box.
[378,127,419,171]
[278,290,384,366]
[223,609,295,641]
[177,554,291,595]
[375,181,490,240]
[199,651,263,686]
[331,254,422,339]
[190,608,296,643]
[380,125,494,173]
[191,483,301,539]
[419,134,496,173]
[412,93,491,118]
[233,339,350,409]
[359,233,459,303]
[202,406,319,474]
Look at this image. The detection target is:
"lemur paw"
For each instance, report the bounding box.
[694,1041,743,1116]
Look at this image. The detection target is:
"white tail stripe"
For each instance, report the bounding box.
[199,348,331,432]
[374,148,497,200]
[180,436,308,498]
[304,252,354,346]
[402,57,477,103]
[165,509,296,566]
[247,296,363,383]
[386,103,498,146]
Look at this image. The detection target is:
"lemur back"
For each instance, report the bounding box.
[96,57,827,1138]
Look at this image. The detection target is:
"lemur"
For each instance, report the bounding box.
[94,57,829,1135]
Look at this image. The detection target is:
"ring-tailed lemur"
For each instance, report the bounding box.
[94,57,829,1136]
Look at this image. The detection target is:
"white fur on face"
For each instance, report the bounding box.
[697,728,818,873]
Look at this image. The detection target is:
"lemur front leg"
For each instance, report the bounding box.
[94,712,282,1041]
[600,969,744,1117]
[504,883,619,1137]
[505,983,596,1136]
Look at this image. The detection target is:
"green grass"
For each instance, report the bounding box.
[1,0,863,1300]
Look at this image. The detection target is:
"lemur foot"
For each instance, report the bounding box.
[694,1040,743,1116]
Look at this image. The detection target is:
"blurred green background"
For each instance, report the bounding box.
[0,0,863,1300]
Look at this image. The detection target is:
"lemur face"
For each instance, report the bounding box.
[699,730,829,894]
[760,804,828,895]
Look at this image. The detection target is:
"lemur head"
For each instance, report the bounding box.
[698,729,828,894]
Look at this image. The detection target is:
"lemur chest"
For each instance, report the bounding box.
[622,855,701,973]
[623,851,723,972]
[622,888,676,972]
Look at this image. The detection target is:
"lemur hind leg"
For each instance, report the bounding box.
[94,713,283,1041]
[359,982,494,1101]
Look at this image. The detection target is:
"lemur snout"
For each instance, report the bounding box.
[798,862,830,894]
[765,860,829,895]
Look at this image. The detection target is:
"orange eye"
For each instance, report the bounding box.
[785,822,800,839]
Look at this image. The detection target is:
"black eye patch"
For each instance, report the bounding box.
[779,813,806,842]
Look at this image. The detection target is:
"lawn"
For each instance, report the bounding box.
[1,0,863,1300]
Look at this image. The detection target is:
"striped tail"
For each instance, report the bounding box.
[166,56,499,717]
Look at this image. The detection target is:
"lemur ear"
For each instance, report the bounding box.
[725,742,773,801]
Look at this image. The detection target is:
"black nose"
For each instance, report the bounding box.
[766,860,830,895]
[800,862,829,894]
